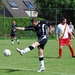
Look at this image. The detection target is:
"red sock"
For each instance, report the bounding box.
[69,46,75,56]
[59,49,62,58]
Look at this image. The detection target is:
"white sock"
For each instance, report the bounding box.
[17,39,19,42]
[24,47,30,53]
[23,45,36,52]
[12,41,14,44]
[39,55,45,68]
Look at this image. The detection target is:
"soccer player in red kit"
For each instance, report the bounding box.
[56,18,75,58]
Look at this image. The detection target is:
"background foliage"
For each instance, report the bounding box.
[35,0,75,25]
[0,17,46,39]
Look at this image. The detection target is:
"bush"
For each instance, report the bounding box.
[0,17,43,39]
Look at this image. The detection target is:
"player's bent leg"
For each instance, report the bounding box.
[14,37,19,44]
[16,41,40,55]
[32,41,40,47]
[11,40,14,45]
[11,38,14,45]
[16,39,19,44]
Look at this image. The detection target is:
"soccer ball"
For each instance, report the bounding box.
[4,49,11,56]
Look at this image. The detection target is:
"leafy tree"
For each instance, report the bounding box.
[0,1,4,17]
[34,0,75,25]
[0,2,4,10]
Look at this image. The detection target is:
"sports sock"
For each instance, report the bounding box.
[15,38,19,44]
[59,48,62,58]
[16,39,19,42]
[24,45,35,53]
[39,55,45,68]
[11,39,13,41]
[11,39,14,44]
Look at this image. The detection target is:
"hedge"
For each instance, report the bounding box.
[0,17,44,39]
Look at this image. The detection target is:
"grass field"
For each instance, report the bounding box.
[0,39,75,75]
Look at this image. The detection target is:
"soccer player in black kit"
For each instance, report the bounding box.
[11,21,19,45]
[16,18,52,72]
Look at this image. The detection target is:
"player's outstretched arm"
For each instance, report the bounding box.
[16,27,25,30]
[49,25,52,34]
[56,34,59,41]
[69,32,75,39]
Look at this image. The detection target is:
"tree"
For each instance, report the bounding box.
[0,2,4,10]
[34,0,75,25]
[0,1,4,17]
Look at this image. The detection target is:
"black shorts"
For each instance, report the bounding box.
[37,35,48,50]
[11,33,16,37]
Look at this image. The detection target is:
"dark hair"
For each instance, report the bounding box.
[60,17,66,22]
[31,18,37,23]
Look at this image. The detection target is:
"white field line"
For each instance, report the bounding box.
[0,66,75,74]
[52,72,75,75]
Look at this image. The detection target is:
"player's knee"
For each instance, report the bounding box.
[33,42,40,47]
[59,46,62,49]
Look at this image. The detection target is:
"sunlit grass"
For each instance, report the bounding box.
[0,39,75,75]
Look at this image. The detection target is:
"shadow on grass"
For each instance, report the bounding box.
[0,68,35,73]
[44,56,58,59]
[32,56,59,59]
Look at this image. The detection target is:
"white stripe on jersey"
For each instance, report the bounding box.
[56,23,70,39]
[42,24,45,35]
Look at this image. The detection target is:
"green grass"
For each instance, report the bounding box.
[0,39,75,75]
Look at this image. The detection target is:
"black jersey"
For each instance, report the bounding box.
[11,24,17,34]
[25,20,51,37]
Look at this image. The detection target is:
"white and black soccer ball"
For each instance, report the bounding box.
[4,49,11,56]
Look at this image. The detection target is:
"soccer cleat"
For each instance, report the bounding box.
[18,42,19,44]
[37,67,45,72]
[72,56,75,58]
[58,56,62,59]
[16,48,25,55]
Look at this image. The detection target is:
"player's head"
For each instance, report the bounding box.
[31,18,38,26]
[61,18,67,24]
[13,21,16,25]
[70,21,72,25]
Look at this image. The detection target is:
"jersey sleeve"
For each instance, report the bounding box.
[55,25,59,34]
[40,20,51,27]
[25,25,34,31]
[67,25,70,33]
[72,25,74,31]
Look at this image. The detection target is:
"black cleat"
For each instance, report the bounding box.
[18,42,19,44]
[58,56,62,59]
[72,56,75,58]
